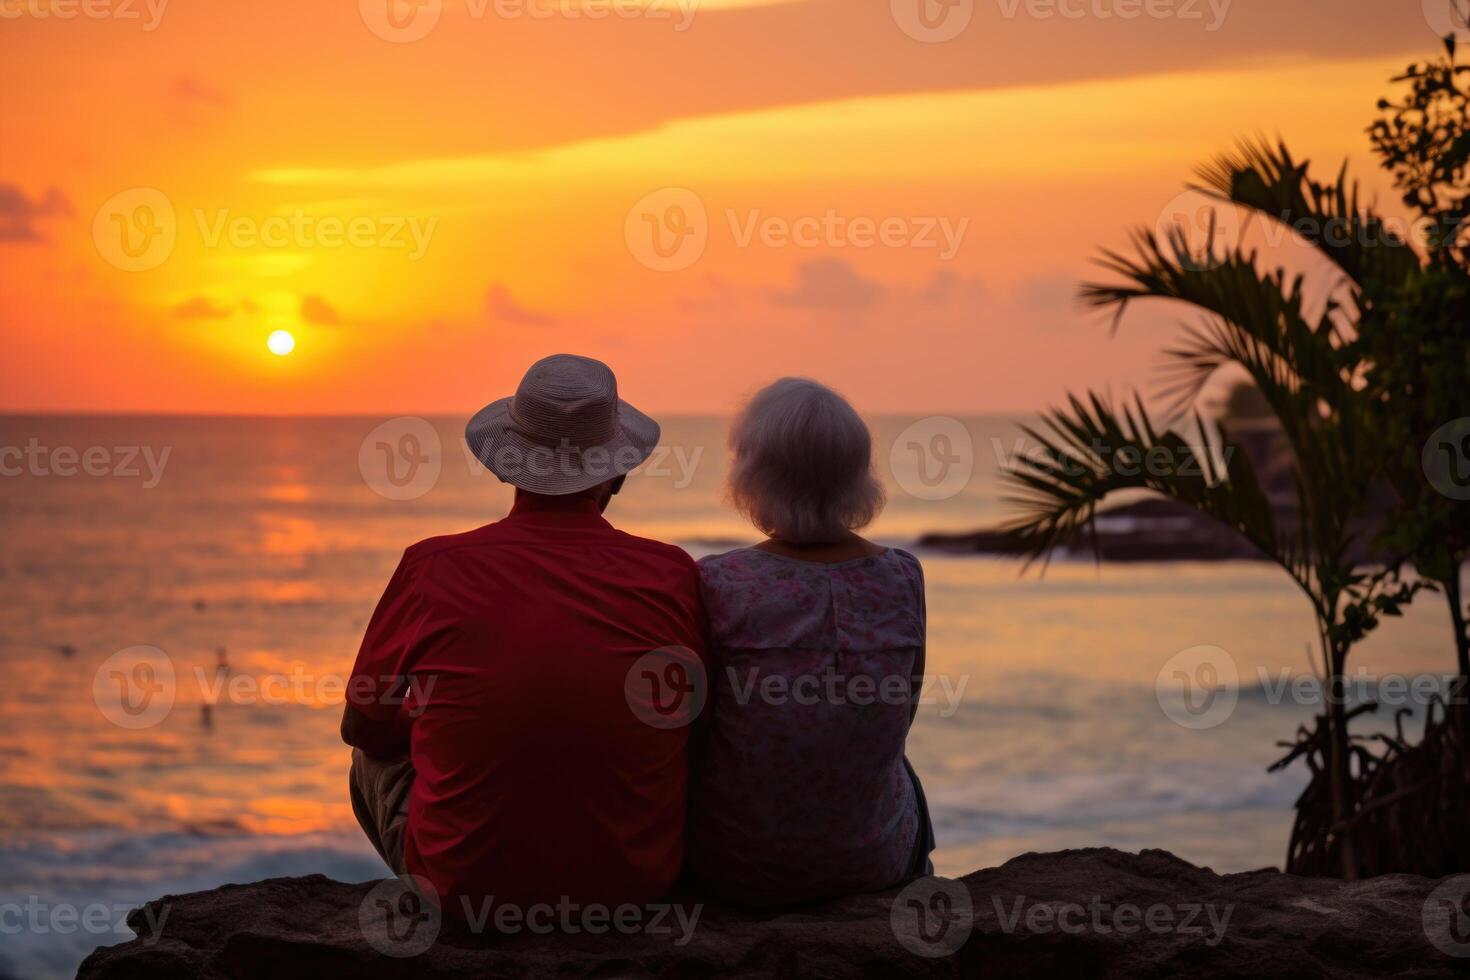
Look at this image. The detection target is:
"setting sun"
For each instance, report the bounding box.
[267,330,296,357]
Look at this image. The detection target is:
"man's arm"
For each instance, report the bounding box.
[341,701,410,757]
[342,551,424,757]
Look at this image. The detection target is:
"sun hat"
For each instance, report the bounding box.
[464,354,660,494]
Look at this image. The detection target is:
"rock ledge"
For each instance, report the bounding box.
[78,847,1465,978]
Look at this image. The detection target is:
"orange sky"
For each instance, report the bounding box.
[0,0,1457,413]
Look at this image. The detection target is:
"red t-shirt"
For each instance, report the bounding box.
[346,494,706,912]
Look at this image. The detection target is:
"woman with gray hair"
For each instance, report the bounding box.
[688,378,935,905]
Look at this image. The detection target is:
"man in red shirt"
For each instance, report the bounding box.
[343,354,706,916]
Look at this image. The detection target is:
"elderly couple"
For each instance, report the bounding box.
[342,353,934,915]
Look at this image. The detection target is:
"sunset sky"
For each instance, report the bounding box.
[1,0,1458,414]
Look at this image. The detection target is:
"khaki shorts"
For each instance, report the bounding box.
[349,747,415,876]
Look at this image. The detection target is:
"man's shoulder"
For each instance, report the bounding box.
[604,527,698,573]
[397,525,495,566]
[398,522,696,573]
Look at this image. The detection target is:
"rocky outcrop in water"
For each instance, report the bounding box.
[917,498,1272,562]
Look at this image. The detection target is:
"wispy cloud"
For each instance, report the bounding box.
[0,185,72,243]
[172,296,235,319]
[1015,272,1083,312]
[301,294,342,325]
[921,269,986,307]
[169,75,233,109]
[486,283,555,326]
[770,258,883,310]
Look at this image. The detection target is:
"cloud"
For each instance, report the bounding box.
[301,294,342,325]
[172,296,234,319]
[248,4,1426,179]
[921,269,986,307]
[486,283,556,326]
[1016,272,1083,312]
[169,76,233,109]
[770,258,883,311]
[0,184,72,243]
[676,275,740,312]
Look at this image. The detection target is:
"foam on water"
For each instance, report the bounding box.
[0,831,386,980]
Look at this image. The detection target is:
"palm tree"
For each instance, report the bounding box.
[1362,37,1470,685]
[1004,381,1404,879]
[1003,40,1470,876]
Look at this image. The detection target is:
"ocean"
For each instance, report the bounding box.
[0,414,1455,978]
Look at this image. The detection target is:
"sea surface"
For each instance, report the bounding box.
[0,415,1456,978]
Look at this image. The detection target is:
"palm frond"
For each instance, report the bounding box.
[1082,231,1350,420]
[1194,138,1422,289]
[1001,392,1307,583]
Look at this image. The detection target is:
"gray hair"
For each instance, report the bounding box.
[727,378,885,544]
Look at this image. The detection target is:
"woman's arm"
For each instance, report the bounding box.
[908,558,927,729]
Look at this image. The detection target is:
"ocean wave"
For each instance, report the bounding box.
[926,762,1305,838]
[0,830,386,980]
